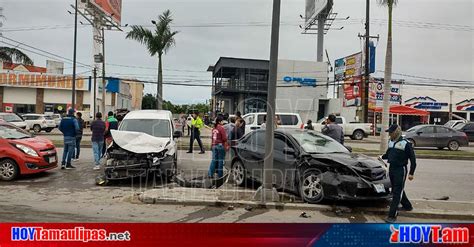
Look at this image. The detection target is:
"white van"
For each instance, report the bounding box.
[243,112,304,133]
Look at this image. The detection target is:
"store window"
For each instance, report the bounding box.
[13,104,36,114]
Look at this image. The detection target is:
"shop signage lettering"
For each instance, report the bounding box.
[283,76,317,86]
[0,72,88,91]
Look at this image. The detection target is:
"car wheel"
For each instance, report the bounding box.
[352,130,364,140]
[299,169,324,203]
[407,139,416,147]
[45,128,53,133]
[231,160,246,187]
[0,159,19,181]
[33,125,41,133]
[447,140,459,151]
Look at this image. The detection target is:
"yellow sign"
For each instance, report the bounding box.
[0,72,88,91]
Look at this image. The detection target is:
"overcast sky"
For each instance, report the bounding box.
[1,0,473,104]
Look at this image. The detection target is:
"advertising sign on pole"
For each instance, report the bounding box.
[305,0,330,27]
[368,78,402,110]
[90,0,122,25]
[343,76,362,107]
[335,52,363,81]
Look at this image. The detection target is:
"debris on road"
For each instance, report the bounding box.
[423,196,450,201]
[227,205,235,211]
[244,206,254,212]
[299,212,311,218]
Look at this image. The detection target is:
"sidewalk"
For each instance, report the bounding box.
[138,187,474,221]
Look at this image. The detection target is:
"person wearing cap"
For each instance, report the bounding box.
[58,108,79,169]
[187,111,205,154]
[381,124,417,223]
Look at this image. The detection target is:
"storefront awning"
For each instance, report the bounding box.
[374,105,430,116]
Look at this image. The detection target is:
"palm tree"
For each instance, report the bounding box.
[126,10,178,110]
[379,0,397,152]
[0,47,34,65]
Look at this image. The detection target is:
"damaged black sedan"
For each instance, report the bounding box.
[228,129,391,203]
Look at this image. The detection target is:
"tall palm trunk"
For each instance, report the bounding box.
[157,54,163,110]
[380,4,394,152]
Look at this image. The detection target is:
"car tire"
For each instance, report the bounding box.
[0,159,19,181]
[299,168,324,204]
[231,160,246,187]
[447,140,459,151]
[407,139,416,147]
[45,128,53,133]
[33,125,41,133]
[352,130,364,140]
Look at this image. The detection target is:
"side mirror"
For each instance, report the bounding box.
[173,130,183,139]
[416,131,422,135]
[283,147,296,156]
[344,145,353,152]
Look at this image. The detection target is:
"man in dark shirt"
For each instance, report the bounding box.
[58,108,79,169]
[90,112,106,170]
[235,111,246,135]
[73,112,85,161]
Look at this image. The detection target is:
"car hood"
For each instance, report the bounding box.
[111,130,175,155]
[310,152,383,169]
[10,136,55,151]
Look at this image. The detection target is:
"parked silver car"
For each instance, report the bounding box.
[403,125,469,151]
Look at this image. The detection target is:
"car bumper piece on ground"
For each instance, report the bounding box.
[321,172,392,201]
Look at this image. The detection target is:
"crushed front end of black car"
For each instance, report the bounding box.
[308,153,392,201]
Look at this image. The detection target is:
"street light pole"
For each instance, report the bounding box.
[71,0,78,110]
[363,0,370,123]
[254,0,281,203]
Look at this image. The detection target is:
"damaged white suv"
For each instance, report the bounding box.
[104,110,182,182]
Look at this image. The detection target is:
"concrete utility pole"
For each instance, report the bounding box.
[363,0,370,123]
[254,0,281,203]
[93,68,97,118]
[102,27,106,114]
[316,18,325,62]
[71,0,78,110]
[449,90,453,120]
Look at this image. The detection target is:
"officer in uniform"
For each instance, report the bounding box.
[381,124,417,223]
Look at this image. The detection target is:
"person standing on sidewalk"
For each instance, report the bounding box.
[90,112,106,170]
[58,108,79,170]
[223,116,236,140]
[322,114,344,144]
[381,124,417,223]
[208,116,227,178]
[235,111,246,135]
[187,111,205,154]
[73,112,85,161]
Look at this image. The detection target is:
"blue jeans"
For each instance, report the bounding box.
[92,141,104,166]
[62,136,76,166]
[208,144,225,178]
[74,136,82,159]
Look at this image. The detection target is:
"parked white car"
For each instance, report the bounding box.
[0,113,29,130]
[22,114,56,133]
[312,116,373,140]
[243,112,304,133]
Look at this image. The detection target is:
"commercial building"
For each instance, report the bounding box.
[208,57,331,122]
[0,61,144,115]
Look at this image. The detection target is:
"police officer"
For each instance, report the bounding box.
[381,124,417,223]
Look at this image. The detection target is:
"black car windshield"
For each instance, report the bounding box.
[291,131,349,154]
[120,119,171,138]
[0,125,32,139]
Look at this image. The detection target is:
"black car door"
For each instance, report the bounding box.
[236,131,265,181]
[272,134,298,191]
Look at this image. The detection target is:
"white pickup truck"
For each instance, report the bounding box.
[312,116,373,140]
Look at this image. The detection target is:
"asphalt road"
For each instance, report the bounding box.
[0,148,472,222]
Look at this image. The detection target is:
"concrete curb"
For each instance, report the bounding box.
[138,188,474,221]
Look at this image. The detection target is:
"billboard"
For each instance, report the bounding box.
[335,52,363,82]
[90,0,122,25]
[305,0,331,26]
[368,78,402,110]
[343,76,362,107]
